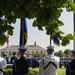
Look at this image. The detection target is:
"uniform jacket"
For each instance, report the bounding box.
[12,57,32,75]
[10,56,18,64]
[39,54,60,75]
[66,59,75,75]
[31,58,39,68]
[0,57,7,75]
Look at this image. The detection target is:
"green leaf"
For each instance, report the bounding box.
[0,0,75,46]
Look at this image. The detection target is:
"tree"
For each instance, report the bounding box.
[54,50,66,57]
[0,0,75,45]
[64,49,72,57]
[33,52,46,57]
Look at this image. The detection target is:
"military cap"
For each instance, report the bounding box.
[13,52,16,55]
[46,46,54,50]
[71,50,75,54]
[18,47,27,51]
[3,53,6,56]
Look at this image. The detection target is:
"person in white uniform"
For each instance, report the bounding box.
[39,46,60,75]
[0,57,7,75]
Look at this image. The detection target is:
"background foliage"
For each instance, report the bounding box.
[3,68,66,75]
[54,49,72,57]
[0,0,75,46]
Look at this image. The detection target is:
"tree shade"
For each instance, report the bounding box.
[0,0,75,46]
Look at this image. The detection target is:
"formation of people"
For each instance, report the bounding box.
[2,52,40,67]
[66,50,75,75]
[0,45,75,75]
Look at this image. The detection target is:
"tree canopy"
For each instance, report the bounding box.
[54,49,72,57]
[0,0,75,46]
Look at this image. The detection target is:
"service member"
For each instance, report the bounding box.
[3,53,9,64]
[12,47,32,75]
[31,55,39,68]
[10,52,18,64]
[0,56,7,75]
[39,46,60,75]
[66,50,75,75]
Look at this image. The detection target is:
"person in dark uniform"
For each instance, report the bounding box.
[31,55,39,68]
[10,52,18,64]
[66,50,75,75]
[12,47,32,75]
[3,53,9,64]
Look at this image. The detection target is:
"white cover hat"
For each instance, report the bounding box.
[47,46,54,50]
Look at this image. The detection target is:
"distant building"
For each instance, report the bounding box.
[1,42,46,58]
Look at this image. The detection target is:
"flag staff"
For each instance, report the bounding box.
[50,34,52,46]
[7,32,9,57]
[22,20,24,47]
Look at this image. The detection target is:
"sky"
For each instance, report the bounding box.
[2,8,74,52]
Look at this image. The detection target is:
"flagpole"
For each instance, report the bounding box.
[7,47,9,57]
[22,18,24,47]
[7,32,9,57]
[50,34,52,46]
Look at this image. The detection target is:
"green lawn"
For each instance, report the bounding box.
[57,68,66,75]
[30,67,66,75]
[4,67,66,75]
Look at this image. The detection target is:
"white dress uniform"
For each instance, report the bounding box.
[39,46,60,75]
[0,57,7,75]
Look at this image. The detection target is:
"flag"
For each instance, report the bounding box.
[52,36,60,46]
[20,18,28,47]
[7,33,9,48]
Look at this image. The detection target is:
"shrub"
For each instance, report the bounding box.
[3,68,39,75]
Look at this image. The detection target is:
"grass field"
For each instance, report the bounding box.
[57,68,66,75]
[4,67,66,75]
[31,67,66,75]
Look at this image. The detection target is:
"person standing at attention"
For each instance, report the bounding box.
[2,53,9,64]
[39,46,60,75]
[12,47,32,75]
[31,55,39,68]
[0,56,7,75]
[66,50,75,75]
[10,52,18,64]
